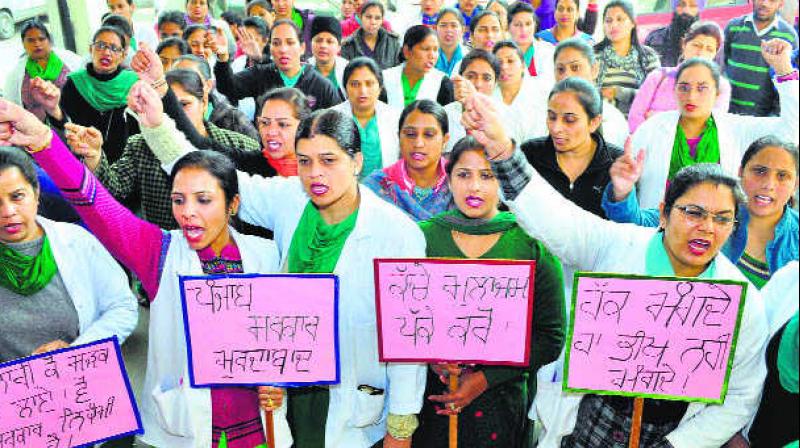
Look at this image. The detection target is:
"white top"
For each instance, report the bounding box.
[383,63,449,109]
[4,48,84,107]
[333,100,402,168]
[492,74,550,142]
[631,78,799,209]
[601,100,629,148]
[760,260,799,337]
[505,162,768,448]
[309,55,349,98]
[38,216,138,346]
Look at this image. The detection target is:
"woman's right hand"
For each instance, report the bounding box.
[237,27,264,63]
[64,123,103,171]
[608,138,646,202]
[29,77,63,120]
[0,98,53,150]
[131,43,168,97]
[127,81,165,129]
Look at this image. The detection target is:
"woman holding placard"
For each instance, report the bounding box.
[119,89,428,447]
[412,136,565,447]
[459,91,769,447]
[0,145,137,364]
[0,91,291,448]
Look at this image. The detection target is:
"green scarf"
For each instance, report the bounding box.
[288,202,359,273]
[0,235,58,296]
[645,233,716,278]
[429,209,517,235]
[668,116,720,181]
[25,52,64,82]
[778,312,799,394]
[68,68,139,112]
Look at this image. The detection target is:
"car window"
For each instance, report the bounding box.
[638,0,671,15]
[706,0,750,7]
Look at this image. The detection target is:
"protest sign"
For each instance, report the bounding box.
[564,272,747,403]
[374,258,535,366]
[0,337,142,447]
[179,273,340,387]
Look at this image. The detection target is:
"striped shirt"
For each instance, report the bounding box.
[724,14,798,116]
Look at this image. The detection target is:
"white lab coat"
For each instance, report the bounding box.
[492,74,550,142]
[631,78,799,209]
[383,63,449,109]
[333,100,402,168]
[138,227,291,448]
[38,216,138,346]
[309,55,349,98]
[504,160,768,448]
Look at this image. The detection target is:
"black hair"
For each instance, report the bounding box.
[92,25,127,48]
[295,109,362,157]
[221,10,244,27]
[555,37,596,65]
[169,150,239,208]
[20,19,51,42]
[662,163,745,221]
[548,77,603,119]
[247,0,274,14]
[399,25,437,63]
[183,24,208,42]
[459,49,501,79]
[469,10,501,35]
[102,14,133,40]
[243,16,270,39]
[595,0,648,72]
[492,39,525,64]
[158,10,187,31]
[269,18,301,41]
[342,57,384,89]
[740,136,799,173]
[261,87,311,121]
[359,0,385,18]
[398,99,449,135]
[173,54,212,80]
[0,147,39,191]
[446,136,487,178]
[166,68,206,100]
[507,2,536,28]
[436,7,465,27]
[675,57,722,90]
[157,37,190,57]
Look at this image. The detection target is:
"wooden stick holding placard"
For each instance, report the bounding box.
[265,410,275,448]
[628,397,644,448]
[449,372,459,448]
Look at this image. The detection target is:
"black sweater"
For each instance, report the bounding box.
[50,65,140,164]
[214,61,343,111]
[521,133,622,218]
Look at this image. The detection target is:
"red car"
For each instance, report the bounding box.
[636,0,753,40]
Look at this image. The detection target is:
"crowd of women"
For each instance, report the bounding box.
[0,0,798,447]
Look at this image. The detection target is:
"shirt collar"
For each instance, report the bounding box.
[744,13,781,36]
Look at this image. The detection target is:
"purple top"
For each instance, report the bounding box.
[33,132,265,448]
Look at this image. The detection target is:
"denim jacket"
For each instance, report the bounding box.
[602,183,799,275]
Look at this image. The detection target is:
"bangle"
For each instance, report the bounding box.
[151,77,167,90]
[386,414,418,440]
[776,70,799,82]
[26,130,53,154]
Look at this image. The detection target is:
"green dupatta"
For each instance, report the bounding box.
[668,115,720,181]
[0,235,58,296]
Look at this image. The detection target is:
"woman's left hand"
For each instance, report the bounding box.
[383,434,412,448]
[601,86,616,101]
[257,386,284,411]
[32,340,69,355]
[428,370,488,415]
[0,99,52,150]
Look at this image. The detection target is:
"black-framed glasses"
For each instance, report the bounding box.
[92,41,124,54]
[674,204,737,227]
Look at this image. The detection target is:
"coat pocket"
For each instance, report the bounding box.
[349,324,387,428]
[151,382,194,438]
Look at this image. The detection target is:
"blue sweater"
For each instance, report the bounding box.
[601,183,799,275]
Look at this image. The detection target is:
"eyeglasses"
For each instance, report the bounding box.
[676,82,712,96]
[92,41,124,54]
[674,204,737,227]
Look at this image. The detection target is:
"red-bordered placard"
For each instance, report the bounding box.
[373,258,536,366]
